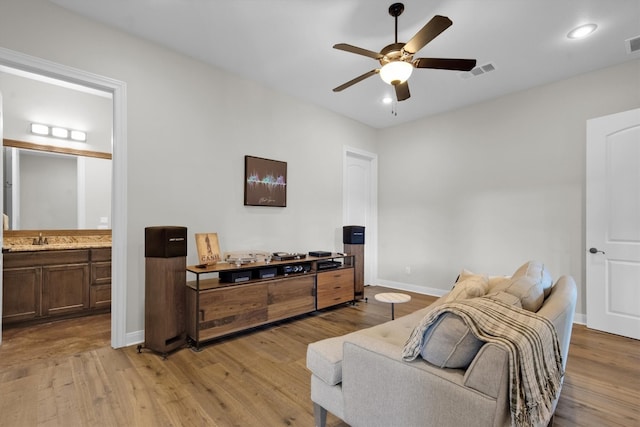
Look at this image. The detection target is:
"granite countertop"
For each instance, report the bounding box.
[3,234,112,252]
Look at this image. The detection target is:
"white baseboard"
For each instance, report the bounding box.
[373,279,449,298]
[125,330,144,348]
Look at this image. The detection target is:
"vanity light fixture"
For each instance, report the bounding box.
[567,23,598,39]
[30,123,87,142]
[51,127,69,139]
[30,123,49,135]
[70,130,87,142]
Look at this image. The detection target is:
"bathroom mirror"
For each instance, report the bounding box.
[3,139,112,230]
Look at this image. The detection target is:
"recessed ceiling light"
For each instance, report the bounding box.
[567,23,598,39]
[382,96,393,104]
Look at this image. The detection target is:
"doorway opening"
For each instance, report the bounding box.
[0,47,127,348]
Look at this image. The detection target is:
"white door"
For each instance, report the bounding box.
[586,108,640,340]
[344,147,377,286]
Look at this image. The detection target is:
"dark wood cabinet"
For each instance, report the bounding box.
[2,248,111,326]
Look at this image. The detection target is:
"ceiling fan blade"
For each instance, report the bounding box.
[333,69,380,92]
[333,43,383,60]
[403,15,452,55]
[395,81,410,101]
[414,58,477,71]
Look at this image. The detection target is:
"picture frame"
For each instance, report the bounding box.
[244,155,287,207]
[195,232,221,265]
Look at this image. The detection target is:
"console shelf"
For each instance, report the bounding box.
[186,254,354,349]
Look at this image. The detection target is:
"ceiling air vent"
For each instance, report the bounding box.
[626,35,640,54]
[459,62,496,80]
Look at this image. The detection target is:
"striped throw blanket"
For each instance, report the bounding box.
[402,296,563,427]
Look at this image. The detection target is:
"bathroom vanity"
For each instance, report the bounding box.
[2,230,112,326]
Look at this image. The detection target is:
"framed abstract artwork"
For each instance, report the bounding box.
[244,155,287,207]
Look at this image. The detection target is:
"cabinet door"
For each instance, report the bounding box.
[267,275,315,321]
[2,267,42,323]
[197,283,268,342]
[42,263,90,316]
[316,268,355,309]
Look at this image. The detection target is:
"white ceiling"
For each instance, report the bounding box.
[50,0,640,129]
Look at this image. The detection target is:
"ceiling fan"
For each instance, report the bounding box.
[333,2,477,102]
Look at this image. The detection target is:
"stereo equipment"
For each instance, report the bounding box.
[280,264,311,275]
[220,270,252,283]
[317,260,342,270]
[343,225,365,244]
[272,252,307,261]
[309,250,332,257]
[256,267,277,279]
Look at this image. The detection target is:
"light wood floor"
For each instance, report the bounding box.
[1,286,638,426]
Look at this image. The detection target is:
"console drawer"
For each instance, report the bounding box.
[316,268,354,309]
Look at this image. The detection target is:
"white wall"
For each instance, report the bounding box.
[377,60,640,317]
[0,0,377,337]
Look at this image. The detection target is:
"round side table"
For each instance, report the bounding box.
[374,292,411,320]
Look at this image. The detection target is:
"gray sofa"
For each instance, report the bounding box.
[307,262,577,427]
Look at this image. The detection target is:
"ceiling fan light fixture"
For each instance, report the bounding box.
[567,23,597,39]
[380,61,413,85]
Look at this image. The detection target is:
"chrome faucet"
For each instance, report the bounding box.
[32,233,48,245]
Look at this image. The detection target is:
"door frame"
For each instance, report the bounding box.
[343,146,378,287]
[0,47,128,348]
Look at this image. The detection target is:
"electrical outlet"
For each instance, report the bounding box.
[405,266,411,275]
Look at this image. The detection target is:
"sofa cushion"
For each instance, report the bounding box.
[492,261,550,311]
[307,334,352,386]
[419,292,521,369]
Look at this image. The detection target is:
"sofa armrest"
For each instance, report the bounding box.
[463,343,509,399]
[341,334,510,427]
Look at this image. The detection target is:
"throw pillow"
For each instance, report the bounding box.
[491,276,542,312]
[445,273,489,303]
[419,291,522,368]
[458,268,510,293]
[420,312,483,368]
[512,260,553,297]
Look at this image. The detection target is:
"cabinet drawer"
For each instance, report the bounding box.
[91,261,112,286]
[316,268,354,309]
[91,248,111,262]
